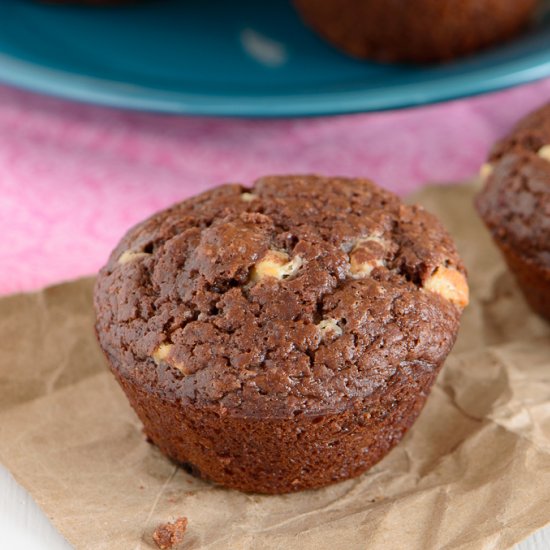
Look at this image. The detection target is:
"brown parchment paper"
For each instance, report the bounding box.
[1,183,550,550]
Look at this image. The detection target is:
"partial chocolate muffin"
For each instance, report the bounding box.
[94,175,468,494]
[476,104,550,322]
[43,1,132,5]
[293,0,538,63]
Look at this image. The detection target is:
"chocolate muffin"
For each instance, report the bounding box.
[43,0,132,5]
[476,104,550,322]
[94,175,468,494]
[293,0,538,63]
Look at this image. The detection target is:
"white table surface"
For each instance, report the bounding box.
[0,463,548,549]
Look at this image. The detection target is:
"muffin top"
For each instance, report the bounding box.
[476,103,550,266]
[94,175,467,417]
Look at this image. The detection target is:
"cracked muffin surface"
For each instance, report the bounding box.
[95,175,466,418]
[94,175,468,493]
[477,104,550,267]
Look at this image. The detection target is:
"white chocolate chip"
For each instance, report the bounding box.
[479,163,494,182]
[424,266,469,309]
[250,250,303,282]
[350,258,384,278]
[317,318,343,339]
[358,235,385,247]
[349,235,386,278]
[151,343,188,374]
[152,343,173,364]
[537,145,550,162]
[118,250,151,264]
[241,192,257,202]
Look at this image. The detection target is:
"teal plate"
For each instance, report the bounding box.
[0,0,550,117]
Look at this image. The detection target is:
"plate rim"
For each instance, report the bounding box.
[0,46,550,117]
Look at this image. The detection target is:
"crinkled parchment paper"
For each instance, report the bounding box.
[1,184,550,550]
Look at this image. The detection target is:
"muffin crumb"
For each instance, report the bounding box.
[153,517,188,550]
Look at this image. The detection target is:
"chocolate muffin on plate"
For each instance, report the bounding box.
[293,0,538,63]
[476,104,550,322]
[44,1,131,4]
[94,175,468,494]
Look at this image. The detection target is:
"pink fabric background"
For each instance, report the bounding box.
[1,79,549,296]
